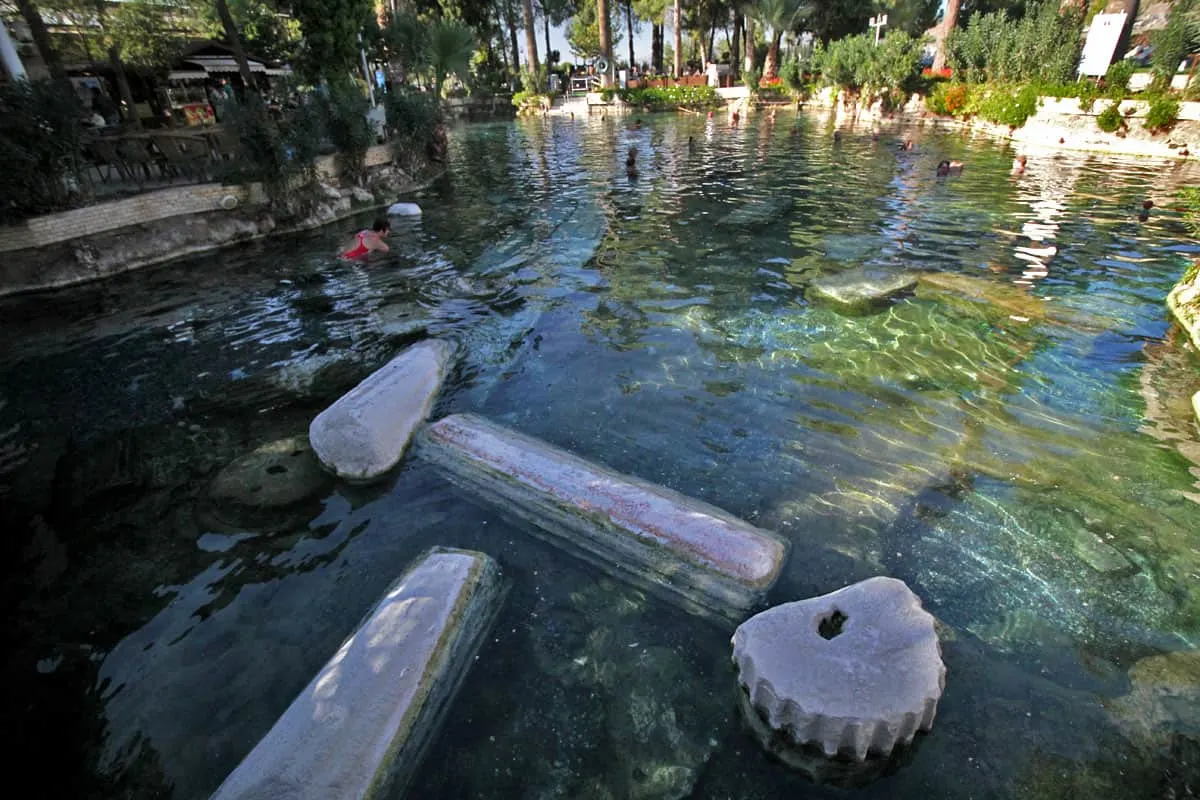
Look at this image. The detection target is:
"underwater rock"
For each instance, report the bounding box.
[1108,649,1200,763]
[309,339,456,481]
[609,648,725,800]
[209,436,330,510]
[417,413,789,625]
[732,577,944,781]
[715,196,794,230]
[806,268,918,315]
[1070,527,1134,575]
[211,547,506,800]
[387,202,422,216]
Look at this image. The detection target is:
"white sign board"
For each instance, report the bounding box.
[1079,12,1127,77]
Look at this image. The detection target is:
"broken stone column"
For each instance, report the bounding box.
[416,413,789,625]
[806,268,918,315]
[732,576,945,786]
[211,547,505,800]
[309,338,456,481]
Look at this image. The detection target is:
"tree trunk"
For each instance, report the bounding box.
[1113,0,1140,60]
[15,0,64,80]
[932,0,960,74]
[652,22,663,73]
[107,46,139,129]
[744,17,755,73]
[215,0,258,96]
[521,0,540,79]
[764,30,782,79]
[731,12,742,80]
[504,0,520,82]
[626,0,635,70]
[672,0,681,77]
[598,0,612,84]
[544,15,552,67]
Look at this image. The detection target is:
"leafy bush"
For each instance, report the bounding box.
[743,67,762,97]
[977,84,1040,128]
[1096,102,1124,133]
[1151,0,1196,86]
[385,88,446,174]
[921,82,969,115]
[511,90,550,114]
[323,80,374,183]
[616,85,721,110]
[0,79,85,222]
[1144,93,1181,133]
[222,96,323,216]
[948,1,1083,85]
[815,31,921,105]
[1103,59,1135,98]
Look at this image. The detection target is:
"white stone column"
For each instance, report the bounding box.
[0,18,27,81]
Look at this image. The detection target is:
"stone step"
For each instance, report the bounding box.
[309,339,456,481]
[210,547,506,800]
[416,413,789,624]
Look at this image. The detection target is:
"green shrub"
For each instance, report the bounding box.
[511,90,550,113]
[1144,93,1181,133]
[222,96,323,216]
[323,80,374,183]
[948,1,1083,85]
[977,84,1039,128]
[780,59,804,98]
[385,88,445,173]
[743,67,762,97]
[616,85,721,111]
[1151,0,1194,85]
[1076,79,1101,112]
[1096,102,1124,133]
[0,79,86,222]
[1103,59,1135,98]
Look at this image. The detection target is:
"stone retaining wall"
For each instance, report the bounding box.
[0,145,436,298]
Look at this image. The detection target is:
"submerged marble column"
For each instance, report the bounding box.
[416,413,789,625]
[210,547,505,800]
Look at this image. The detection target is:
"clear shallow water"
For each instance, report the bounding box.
[3,113,1200,798]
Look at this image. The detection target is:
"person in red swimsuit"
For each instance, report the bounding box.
[339,217,390,259]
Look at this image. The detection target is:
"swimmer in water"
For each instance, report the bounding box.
[731,110,740,126]
[626,146,638,178]
[899,139,914,151]
[1012,154,1027,174]
[339,217,390,259]
[688,135,696,153]
[935,159,964,176]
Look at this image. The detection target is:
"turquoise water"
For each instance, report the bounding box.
[3,113,1200,798]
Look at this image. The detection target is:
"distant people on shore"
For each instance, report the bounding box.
[339,218,390,259]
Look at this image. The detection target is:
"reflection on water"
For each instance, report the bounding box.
[2,113,1200,798]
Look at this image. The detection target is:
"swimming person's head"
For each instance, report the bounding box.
[373,217,391,236]
[936,160,951,176]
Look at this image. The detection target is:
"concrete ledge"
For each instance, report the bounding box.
[310,339,457,482]
[211,547,506,800]
[417,413,789,624]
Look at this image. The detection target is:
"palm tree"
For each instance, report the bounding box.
[932,0,960,74]
[752,0,809,80]
[598,0,614,83]
[522,0,541,80]
[672,0,681,77]
[429,19,475,97]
